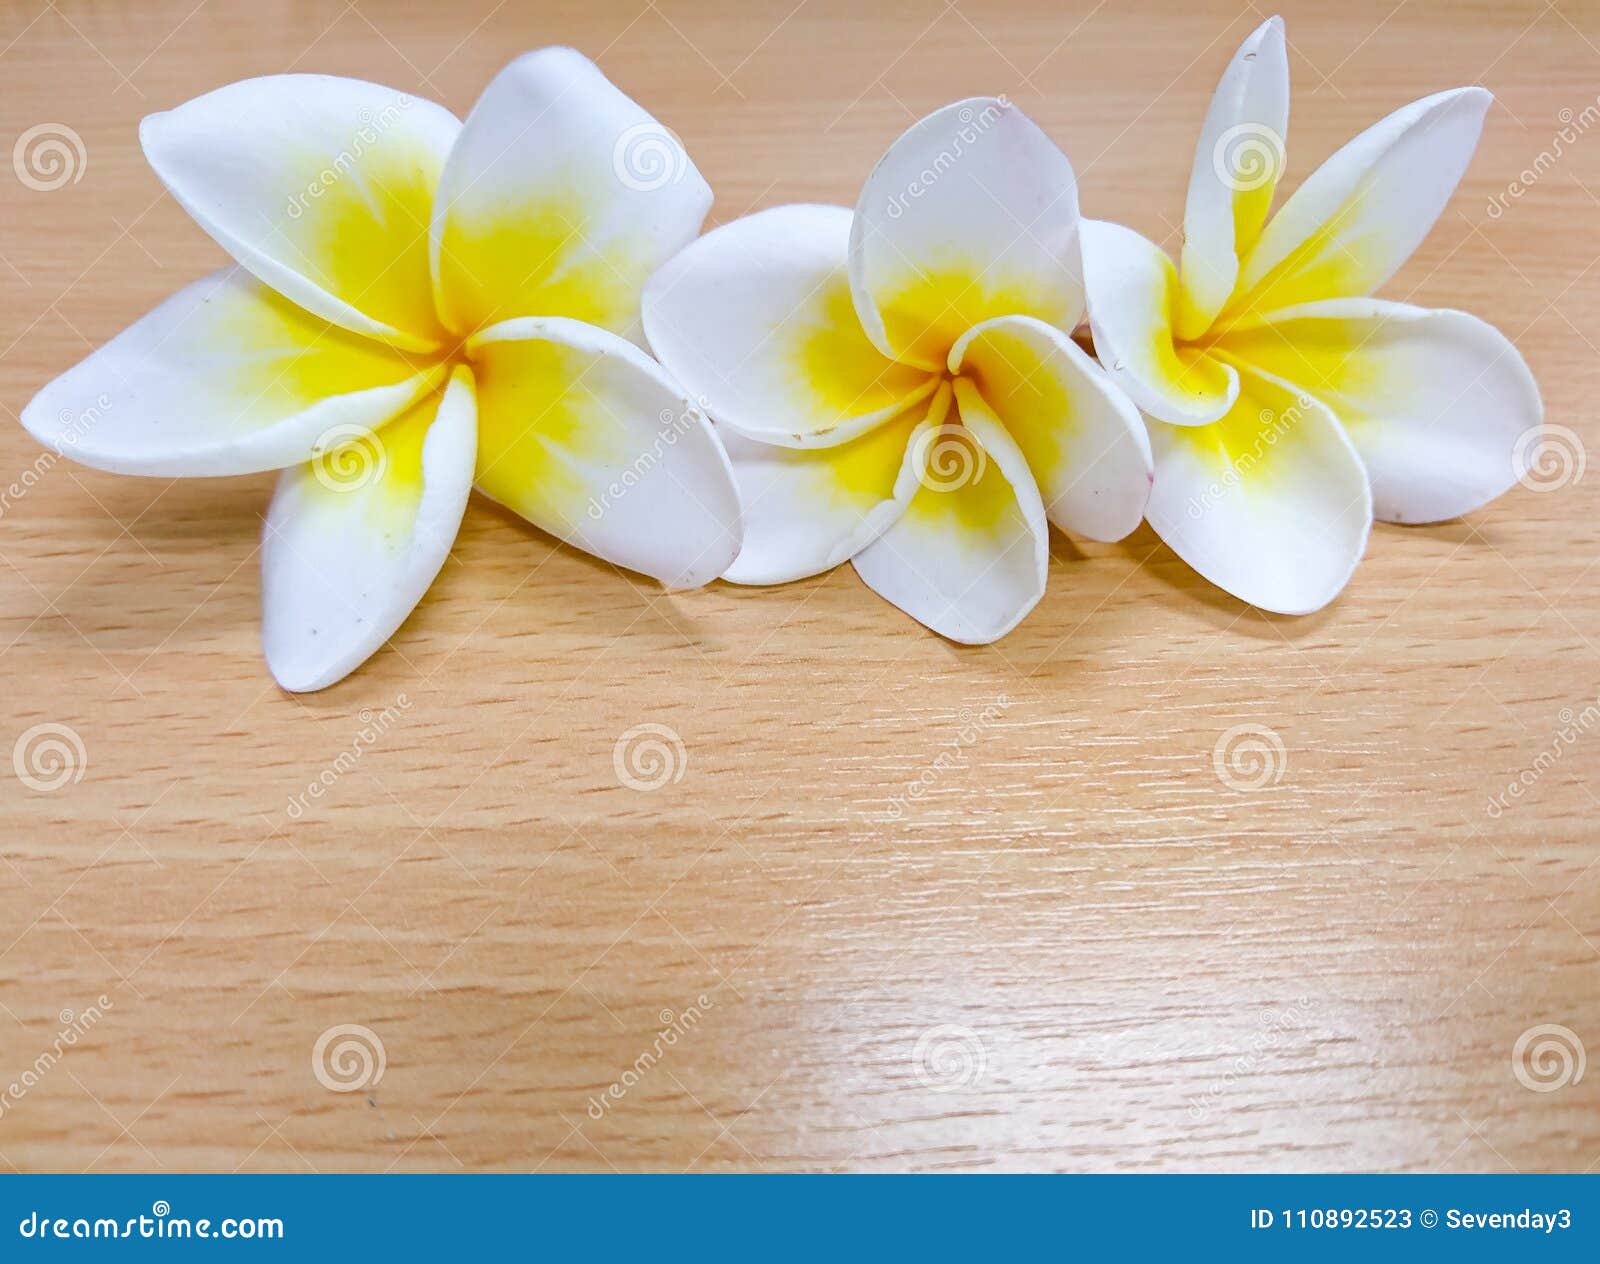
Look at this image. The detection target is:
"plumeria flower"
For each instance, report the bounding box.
[642,99,1152,643]
[1081,16,1542,613]
[22,50,741,690]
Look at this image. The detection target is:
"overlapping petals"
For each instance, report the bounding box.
[22,50,741,690]
[644,98,1149,643]
[1082,15,1542,613]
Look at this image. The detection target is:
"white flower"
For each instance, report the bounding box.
[22,50,742,690]
[1081,16,1543,613]
[642,99,1152,643]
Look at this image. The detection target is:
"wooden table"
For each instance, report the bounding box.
[1,0,1595,1173]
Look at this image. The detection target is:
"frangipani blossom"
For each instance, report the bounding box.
[1081,16,1542,614]
[22,49,741,691]
[642,99,1152,643]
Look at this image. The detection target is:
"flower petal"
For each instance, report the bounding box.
[849,98,1084,369]
[469,316,740,588]
[1080,219,1240,425]
[852,378,1048,643]
[949,315,1152,541]
[432,47,711,339]
[643,204,939,449]
[1229,87,1492,316]
[721,384,946,585]
[1213,298,1543,523]
[1146,366,1371,614]
[1177,15,1289,339]
[261,366,476,693]
[20,268,443,477]
[141,75,461,350]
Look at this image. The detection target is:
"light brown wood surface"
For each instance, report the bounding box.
[1,0,1597,1173]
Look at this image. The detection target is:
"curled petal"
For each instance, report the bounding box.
[1177,15,1290,339]
[850,98,1084,369]
[643,204,937,449]
[469,316,741,588]
[1146,365,1371,614]
[949,315,1151,541]
[262,367,476,692]
[1214,298,1543,523]
[1230,87,1492,316]
[1081,219,1240,426]
[720,387,941,585]
[142,75,461,349]
[432,47,711,338]
[852,379,1048,643]
[21,269,442,477]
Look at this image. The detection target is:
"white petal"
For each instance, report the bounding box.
[469,316,740,588]
[20,269,443,477]
[849,98,1084,369]
[1146,366,1372,614]
[262,367,476,693]
[141,75,461,349]
[1177,15,1289,338]
[721,386,944,585]
[432,47,711,338]
[1080,219,1240,425]
[1231,88,1492,315]
[852,379,1048,643]
[643,204,938,449]
[1214,298,1543,523]
[949,315,1152,541]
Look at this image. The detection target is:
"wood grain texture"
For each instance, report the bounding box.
[0,0,1597,1173]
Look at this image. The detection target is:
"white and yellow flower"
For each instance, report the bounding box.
[1081,16,1542,614]
[22,49,741,690]
[642,99,1152,643]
